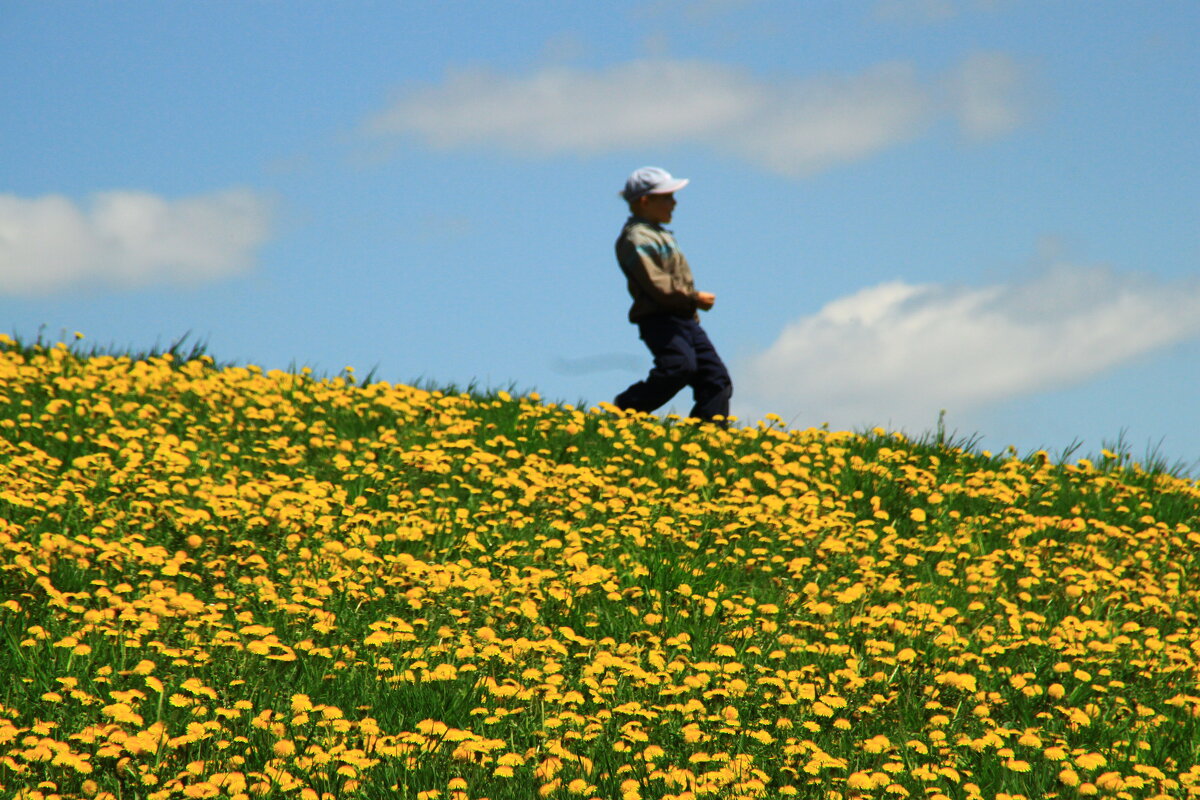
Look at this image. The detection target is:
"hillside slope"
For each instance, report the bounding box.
[2,339,1199,799]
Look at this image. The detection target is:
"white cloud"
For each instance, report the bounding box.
[0,189,274,295]
[366,60,760,155]
[364,54,1032,176]
[734,265,1200,431]
[731,62,934,175]
[947,52,1032,138]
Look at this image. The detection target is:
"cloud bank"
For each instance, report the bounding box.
[734,265,1200,431]
[0,189,273,295]
[365,53,1031,175]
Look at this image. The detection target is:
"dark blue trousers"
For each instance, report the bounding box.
[615,314,732,422]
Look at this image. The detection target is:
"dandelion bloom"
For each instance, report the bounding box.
[863,735,891,754]
[848,771,877,790]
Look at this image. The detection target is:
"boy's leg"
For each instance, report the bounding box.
[687,323,733,422]
[615,315,697,413]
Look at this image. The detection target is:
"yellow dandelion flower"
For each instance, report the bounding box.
[180,677,218,699]
[848,771,877,790]
[835,583,865,604]
[934,671,977,693]
[102,702,144,726]
[1075,752,1106,771]
[272,739,297,757]
[1065,707,1091,726]
[1059,768,1080,786]
[1133,764,1166,780]
[863,735,890,754]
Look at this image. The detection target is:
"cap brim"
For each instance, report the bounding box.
[647,178,688,194]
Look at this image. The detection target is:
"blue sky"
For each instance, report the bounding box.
[3,0,1198,465]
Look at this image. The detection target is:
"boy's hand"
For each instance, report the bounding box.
[696,292,716,310]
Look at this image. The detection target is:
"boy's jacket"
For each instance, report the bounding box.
[615,216,700,323]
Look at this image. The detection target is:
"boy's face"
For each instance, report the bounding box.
[635,192,676,224]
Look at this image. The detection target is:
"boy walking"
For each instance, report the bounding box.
[613,167,733,423]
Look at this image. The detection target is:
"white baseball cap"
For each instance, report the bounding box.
[622,166,689,201]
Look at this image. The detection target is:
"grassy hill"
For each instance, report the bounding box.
[2,336,1199,800]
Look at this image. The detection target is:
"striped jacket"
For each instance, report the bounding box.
[614,216,700,323]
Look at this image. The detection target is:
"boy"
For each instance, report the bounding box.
[613,166,733,424]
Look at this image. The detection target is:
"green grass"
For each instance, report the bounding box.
[1,336,1199,800]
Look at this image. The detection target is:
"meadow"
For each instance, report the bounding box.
[2,335,1199,800]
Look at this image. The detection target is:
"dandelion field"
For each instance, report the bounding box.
[2,337,1200,800]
